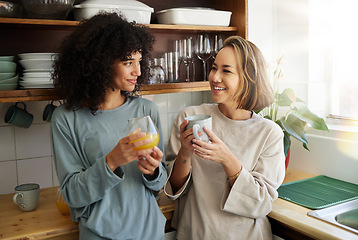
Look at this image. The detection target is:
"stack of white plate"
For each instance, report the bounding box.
[18,53,57,89]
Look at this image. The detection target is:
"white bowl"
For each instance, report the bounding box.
[23,69,53,73]
[73,0,153,24]
[18,53,57,60]
[19,59,54,70]
[20,77,53,83]
[23,72,52,78]
[19,82,54,89]
[156,8,232,26]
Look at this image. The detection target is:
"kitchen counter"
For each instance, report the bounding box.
[268,169,358,240]
[0,187,174,240]
[1,169,357,239]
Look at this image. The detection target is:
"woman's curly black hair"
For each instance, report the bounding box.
[52,12,154,114]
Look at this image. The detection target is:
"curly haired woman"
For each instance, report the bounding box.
[51,13,167,240]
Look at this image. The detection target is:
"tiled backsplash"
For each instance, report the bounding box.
[0,91,210,195]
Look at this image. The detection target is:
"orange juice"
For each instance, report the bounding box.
[130,132,159,151]
[56,200,70,215]
[56,188,70,215]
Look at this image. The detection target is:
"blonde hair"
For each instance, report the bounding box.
[223,36,274,111]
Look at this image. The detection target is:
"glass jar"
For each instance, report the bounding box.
[149,58,165,84]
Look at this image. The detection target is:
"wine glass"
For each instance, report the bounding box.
[195,34,213,81]
[212,34,224,59]
[127,116,159,151]
[179,37,195,82]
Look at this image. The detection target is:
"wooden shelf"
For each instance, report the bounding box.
[0,82,210,103]
[0,17,237,32]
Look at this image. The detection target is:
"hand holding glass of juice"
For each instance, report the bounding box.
[127,116,159,151]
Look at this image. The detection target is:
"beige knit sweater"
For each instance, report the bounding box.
[164,103,286,240]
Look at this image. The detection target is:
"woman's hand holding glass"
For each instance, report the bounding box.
[127,116,162,176]
[106,131,156,171]
[106,116,162,176]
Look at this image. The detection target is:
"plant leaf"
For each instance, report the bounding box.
[276,115,308,144]
[303,142,310,151]
[283,132,291,157]
[293,106,329,131]
[264,115,272,120]
[278,88,296,106]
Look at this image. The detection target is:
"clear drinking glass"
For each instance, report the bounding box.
[212,34,224,59]
[179,37,195,82]
[127,116,159,151]
[149,58,165,84]
[196,34,213,81]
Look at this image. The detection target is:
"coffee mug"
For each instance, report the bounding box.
[4,102,33,128]
[43,100,60,122]
[13,183,40,212]
[185,114,212,142]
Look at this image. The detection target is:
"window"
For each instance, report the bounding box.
[309,0,358,122]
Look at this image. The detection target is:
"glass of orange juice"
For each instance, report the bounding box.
[56,188,70,215]
[127,116,159,151]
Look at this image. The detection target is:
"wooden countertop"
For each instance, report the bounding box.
[1,169,357,239]
[268,169,358,240]
[0,187,174,240]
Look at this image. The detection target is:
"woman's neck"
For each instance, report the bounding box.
[218,103,252,121]
[99,89,126,110]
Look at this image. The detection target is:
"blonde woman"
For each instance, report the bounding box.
[165,36,285,240]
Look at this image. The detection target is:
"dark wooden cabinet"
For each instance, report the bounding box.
[0,0,247,103]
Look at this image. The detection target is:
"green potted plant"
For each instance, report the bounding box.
[258,57,329,167]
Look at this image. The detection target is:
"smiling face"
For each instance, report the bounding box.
[208,46,240,107]
[111,51,142,92]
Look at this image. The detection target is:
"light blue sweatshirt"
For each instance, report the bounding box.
[51,96,167,240]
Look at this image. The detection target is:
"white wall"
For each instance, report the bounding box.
[0,91,206,195]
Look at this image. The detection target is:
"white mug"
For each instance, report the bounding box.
[13,183,40,212]
[185,114,212,142]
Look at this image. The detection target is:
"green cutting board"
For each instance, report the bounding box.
[277,175,358,209]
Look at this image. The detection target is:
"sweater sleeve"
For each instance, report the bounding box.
[51,119,122,221]
[164,111,194,199]
[220,126,286,218]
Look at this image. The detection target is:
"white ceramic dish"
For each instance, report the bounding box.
[156,7,232,26]
[23,72,52,78]
[23,69,53,73]
[19,83,54,89]
[73,0,153,24]
[19,59,54,70]
[18,53,57,60]
[19,78,53,85]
